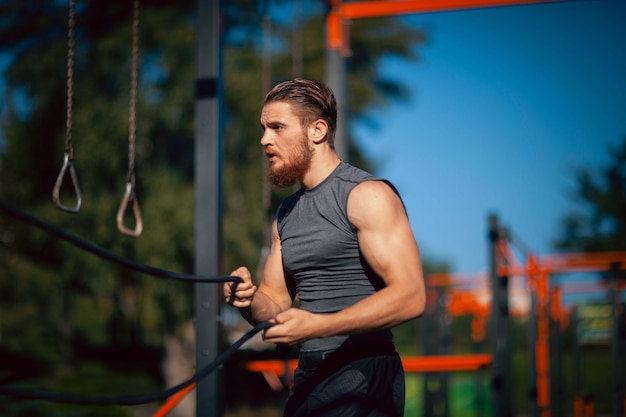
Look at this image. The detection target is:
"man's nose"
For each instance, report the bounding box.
[260,131,271,145]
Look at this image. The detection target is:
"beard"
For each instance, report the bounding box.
[267,135,313,188]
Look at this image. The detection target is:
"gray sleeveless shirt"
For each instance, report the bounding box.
[277,161,394,352]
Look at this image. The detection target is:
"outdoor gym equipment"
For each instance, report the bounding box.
[491,214,626,417]
[52,0,143,237]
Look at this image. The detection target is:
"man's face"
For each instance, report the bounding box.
[260,101,313,188]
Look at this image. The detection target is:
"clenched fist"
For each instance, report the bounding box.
[224,266,257,308]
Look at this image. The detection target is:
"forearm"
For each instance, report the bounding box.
[238,290,285,325]
[317,284,425,338]
[263,283,425,346]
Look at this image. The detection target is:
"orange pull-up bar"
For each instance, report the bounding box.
[326,0,565,50]
[246,354,493,390]
[248,354,493,375]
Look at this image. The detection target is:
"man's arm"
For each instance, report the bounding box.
[337,180,426,329]
[225,220,295,325]
[262,180,425,345]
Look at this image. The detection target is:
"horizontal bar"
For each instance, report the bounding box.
[339,0,563,20]
[402,354,493,372]
[246,354,493,376]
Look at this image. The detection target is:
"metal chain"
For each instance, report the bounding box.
[117,0,143,237]
[127,0,139,186]
[52,0,82,214]
[65,0,75,158]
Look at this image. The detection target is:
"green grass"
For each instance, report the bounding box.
[405,373,493,417]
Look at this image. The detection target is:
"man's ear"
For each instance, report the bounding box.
[309,119,329,144]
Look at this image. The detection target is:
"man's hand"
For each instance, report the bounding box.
[224,266,257,308]
[262,308,325,346]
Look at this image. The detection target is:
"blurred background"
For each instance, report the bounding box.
[0,0,624,416]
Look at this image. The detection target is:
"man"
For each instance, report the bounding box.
[224,78,425,417]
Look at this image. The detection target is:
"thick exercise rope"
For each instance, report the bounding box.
[0,321,274,405]
[0,200,241,284]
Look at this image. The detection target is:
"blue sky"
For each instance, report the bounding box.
[353,0,626,275]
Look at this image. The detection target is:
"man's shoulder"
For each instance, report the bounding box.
[350,179,395,197]
[335,162,376,183]
[348,180,408,228]
[349,178,406,215]
[337,162,403,204]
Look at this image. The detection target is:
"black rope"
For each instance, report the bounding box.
[0,321,274,405]
[0,200,241,284]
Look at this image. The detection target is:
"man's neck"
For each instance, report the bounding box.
[300,151,341,190]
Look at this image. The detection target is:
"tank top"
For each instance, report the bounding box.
[277,161,394,352]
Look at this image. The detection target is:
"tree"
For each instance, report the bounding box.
[0,2,199,415]
[554,138,626,252]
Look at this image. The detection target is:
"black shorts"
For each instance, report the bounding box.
[283,341,405,417]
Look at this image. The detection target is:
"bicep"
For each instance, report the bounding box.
[348,181,423,287]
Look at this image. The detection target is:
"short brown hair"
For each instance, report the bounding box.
[263,78,337,148]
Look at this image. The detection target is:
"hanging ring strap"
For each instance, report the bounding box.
[116,176,143,237]
[117,0,142,237]
[53,153,82,213]
[53,0,82,214]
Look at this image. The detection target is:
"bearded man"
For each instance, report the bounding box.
[224,78,425,417]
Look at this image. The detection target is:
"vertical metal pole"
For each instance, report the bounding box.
[439,286,450,417]
[536,269,551,417]
[422,285,436,417]
[549,285,563,417]
[528,290,540,417]
[474,336,486,417]
[422,289,432,416]
[422,286,449,417]
[325,48,348,161]
[572,307,584,417]
[621,301,626,417]
[194,0,223,416]
[325,0,348,161]
[488,214,513,417]
[609,266,624,417]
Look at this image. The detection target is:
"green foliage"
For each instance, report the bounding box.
[554,138,626,252]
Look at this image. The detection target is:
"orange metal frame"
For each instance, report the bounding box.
[326,0,565,52]
[427,273,492,342]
